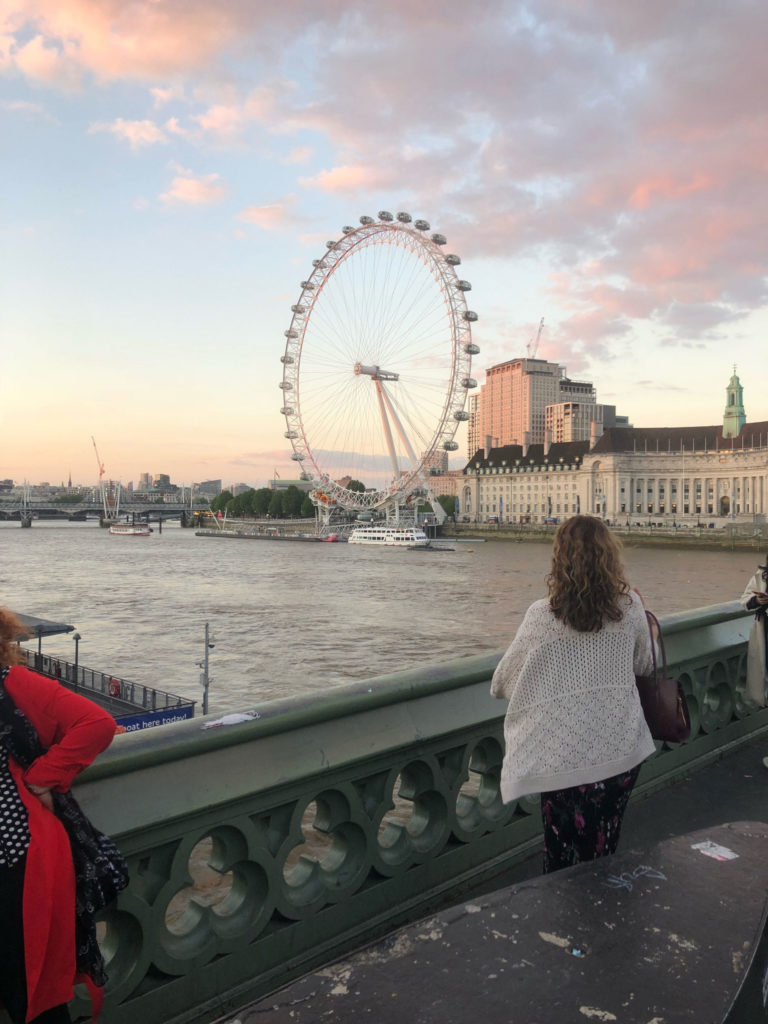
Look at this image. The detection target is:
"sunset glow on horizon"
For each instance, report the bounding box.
[2,1,767,488]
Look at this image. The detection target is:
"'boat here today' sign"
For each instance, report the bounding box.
[117,706,195,731]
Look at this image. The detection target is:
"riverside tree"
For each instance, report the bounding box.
[210,490,233,513]
[437,494,457,517]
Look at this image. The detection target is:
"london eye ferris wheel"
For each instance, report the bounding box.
[279,211,479,524]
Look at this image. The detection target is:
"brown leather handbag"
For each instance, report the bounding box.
[635,610,691,743]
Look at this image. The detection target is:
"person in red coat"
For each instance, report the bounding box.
[0,608,117,1024]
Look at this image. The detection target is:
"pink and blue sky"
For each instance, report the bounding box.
[2,0,767,487]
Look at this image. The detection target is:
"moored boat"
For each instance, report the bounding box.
[348,525,430,547]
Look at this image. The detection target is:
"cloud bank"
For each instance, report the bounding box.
[3,0,767,359]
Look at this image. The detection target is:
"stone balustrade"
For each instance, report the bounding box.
[71,601,766,1023]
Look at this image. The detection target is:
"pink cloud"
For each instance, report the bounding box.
[10,31,79,88]
[193,103,244,137]
[629,173,712,211]
[237,199,298,230]
[89,117,167,147]
[159,167,226,205]
[0,98,55,120]
[151,84,184,107]
[1,0,246,84]
[283,146,314,164]
[299,164,386,193]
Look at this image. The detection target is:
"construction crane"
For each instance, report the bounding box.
[91,436,105,481]
[526,317,545,359]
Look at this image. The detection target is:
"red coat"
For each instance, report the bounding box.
[4,665,117,1022]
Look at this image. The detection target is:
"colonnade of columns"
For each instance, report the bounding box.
[616,474,766,517]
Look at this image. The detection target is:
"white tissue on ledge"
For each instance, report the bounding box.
[202,712,260,729]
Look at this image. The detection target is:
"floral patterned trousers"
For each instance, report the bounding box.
[540,764,641,874]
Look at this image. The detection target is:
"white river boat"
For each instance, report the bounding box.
[108,522,152,536]
[347,525,430,548]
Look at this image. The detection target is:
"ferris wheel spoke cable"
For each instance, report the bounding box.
[317,244,444,377]
[373,277,435,366]
[338,241,427,368]
[305,378,382,468]
[303,310,359,366]
[384,384,443,451]
[379,303,449,371]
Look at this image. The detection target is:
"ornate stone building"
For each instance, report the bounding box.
[459,373,768,524]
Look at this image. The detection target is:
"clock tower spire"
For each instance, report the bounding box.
[722,365,746,438]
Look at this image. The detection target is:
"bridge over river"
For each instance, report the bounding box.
[64,599,768,1024]
[0,499,208,524]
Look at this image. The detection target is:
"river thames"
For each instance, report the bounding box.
[0,522,760,713]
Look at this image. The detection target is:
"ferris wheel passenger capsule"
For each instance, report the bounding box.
[453,410,470,421]
[342,225,355,234]
[300,280,315,290]
[290,452,305,461]
[445,254,461,265]
[431,233,447,245]
[455,279,472,291]
[396,212,412,223]
[280,406,294,416]
[360,215,375,225]
[279,381,293,390]
[312,259,325,268]
[464,341,480,355]
[442,441,459,451]
[378,210,393,221]
[284,430,298,439]
[284,330,298,339]
[280,355,294,364]
[291,304,306,314]
[463,310,478,322]
[326,240,339,249]
[414,219,430,231]
[461,377,478,389]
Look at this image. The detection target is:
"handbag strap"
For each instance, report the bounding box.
[644,609,668,680]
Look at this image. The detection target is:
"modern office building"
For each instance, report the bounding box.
[545,401,628,443]
[196,480,223,497]
[468,355,610,456]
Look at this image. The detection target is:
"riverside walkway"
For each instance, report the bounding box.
[225,823,768,1023]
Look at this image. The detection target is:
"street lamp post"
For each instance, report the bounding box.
[196,623,215,716]
[72,632,81,691]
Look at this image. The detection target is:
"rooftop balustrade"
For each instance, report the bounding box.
[70,601,766,1024]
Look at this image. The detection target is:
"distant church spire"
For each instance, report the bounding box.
[722,366,746,438]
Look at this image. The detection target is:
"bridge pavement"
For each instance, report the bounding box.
[214,731,768,1024]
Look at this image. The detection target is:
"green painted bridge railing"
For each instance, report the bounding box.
[72,601,768,1024]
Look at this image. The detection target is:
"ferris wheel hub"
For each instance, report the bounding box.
[354,363,399,382]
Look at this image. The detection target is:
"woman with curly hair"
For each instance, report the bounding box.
[0,608,118,1023]
[491,515,656,873]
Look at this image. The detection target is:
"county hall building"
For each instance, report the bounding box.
[458,371,768,525]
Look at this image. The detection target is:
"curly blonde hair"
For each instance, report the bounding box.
[0,607,29,668]
[546,516,630,633]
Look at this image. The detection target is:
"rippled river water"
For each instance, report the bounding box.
[0,523,759,713]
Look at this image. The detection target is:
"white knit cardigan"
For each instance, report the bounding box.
[491,591,656,802]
